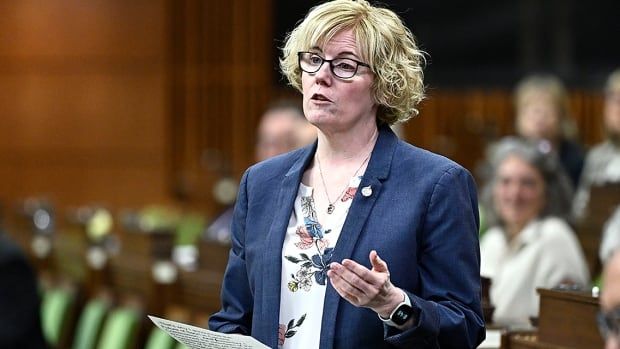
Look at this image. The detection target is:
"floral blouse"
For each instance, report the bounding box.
[277,176,362,349]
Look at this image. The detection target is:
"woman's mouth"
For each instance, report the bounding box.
[311,93,331,102]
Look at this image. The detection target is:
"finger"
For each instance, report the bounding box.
[327,270,362,304]
[329,263,369,294]
[369,250,389,274]
[341,258,386,286]
[332,261,380,296]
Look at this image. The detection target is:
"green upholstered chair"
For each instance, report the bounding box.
[71,299,109,349]
[96,307,140,349]
[144,327,176,349]
[175,213,206,246]
[41,287,75,347]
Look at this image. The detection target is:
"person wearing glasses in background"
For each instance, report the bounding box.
[599,250,620,348]
[209,1,484,348]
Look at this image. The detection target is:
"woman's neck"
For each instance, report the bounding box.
[315,123,379,164]
[505,222,526,241]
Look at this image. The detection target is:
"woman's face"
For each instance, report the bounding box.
[301,29,377,134]
[516,93,561,142]
[493,154,546,231]
[604,91,620,136]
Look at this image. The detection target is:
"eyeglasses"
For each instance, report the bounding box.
[597,308,620,340]
[297,52,370,79]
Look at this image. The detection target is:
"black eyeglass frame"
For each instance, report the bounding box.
[297,51,371,79]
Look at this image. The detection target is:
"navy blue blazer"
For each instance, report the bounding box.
[209,125,485,348]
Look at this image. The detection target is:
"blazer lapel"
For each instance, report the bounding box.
[258,143,316,347]
[319,125,397,349]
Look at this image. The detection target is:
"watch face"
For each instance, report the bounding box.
[392,304,414,326]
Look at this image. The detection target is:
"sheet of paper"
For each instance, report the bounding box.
[478,328,501,348]
[149,315,270,349]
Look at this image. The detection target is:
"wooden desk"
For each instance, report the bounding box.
[537,288,602,348]
[172,240,230,320]
[198,239,230,272]
[108,230,176,315]
[177,268,223,318]
[576,182,620,277]
[501,288,603,349]
[482,276,495,323]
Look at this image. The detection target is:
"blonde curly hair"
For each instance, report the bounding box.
[279,0,426,125]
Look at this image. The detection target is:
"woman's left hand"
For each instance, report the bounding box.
[327,250,404,318]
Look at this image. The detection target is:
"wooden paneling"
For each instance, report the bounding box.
[404,89,605,179]
[0,0,170,211]
[168,0,273,216]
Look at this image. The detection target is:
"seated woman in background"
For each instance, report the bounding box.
[513,74,585,188]
[573,69,620,220]
[480,137,589,326]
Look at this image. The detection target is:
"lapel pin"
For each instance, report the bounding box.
[361,186,372,197]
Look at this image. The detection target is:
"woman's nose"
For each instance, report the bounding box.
[314,61,333,84]
[501,182,520,198]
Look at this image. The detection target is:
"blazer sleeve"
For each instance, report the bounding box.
[384,166,485,348]
[208,169,254,334]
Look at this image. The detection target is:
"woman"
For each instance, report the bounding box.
[513,74,585,188]
[209,1,484,348]
[480,137,589,326]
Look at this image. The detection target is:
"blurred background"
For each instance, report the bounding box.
[0,1,619,348]
[1,0,618,212]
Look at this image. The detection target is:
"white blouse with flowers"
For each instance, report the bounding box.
[277,176,362,349]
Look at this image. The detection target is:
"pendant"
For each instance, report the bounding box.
[327,204,335,214]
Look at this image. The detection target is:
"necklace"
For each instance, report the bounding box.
[316,153,371,214]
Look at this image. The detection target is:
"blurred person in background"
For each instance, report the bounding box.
[255,101,316,162]
[0,230,47,349]
[573,69,620,220]
[514,74,585,188]
[205,101,315,243]
[599,250,620,349]
[480,137,589,326]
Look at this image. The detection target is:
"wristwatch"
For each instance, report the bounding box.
[379,292,415,327]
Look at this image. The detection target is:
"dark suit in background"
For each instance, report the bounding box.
[0,233,47,349]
